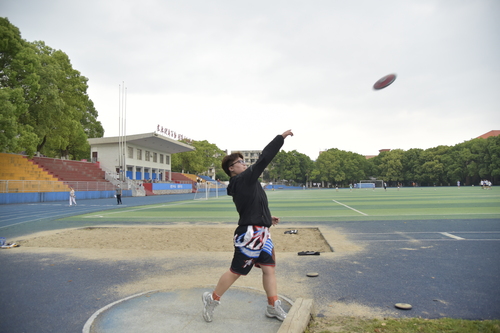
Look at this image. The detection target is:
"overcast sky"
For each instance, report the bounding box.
[3,0,499,159]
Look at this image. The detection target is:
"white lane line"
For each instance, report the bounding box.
[0,212,78,229]
[440,232,465,240]
[332,200,368,216]
[349,239,500,242]
[83,201,194,218]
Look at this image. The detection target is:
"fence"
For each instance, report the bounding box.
[0,180,206,193]
[0,180,117,193]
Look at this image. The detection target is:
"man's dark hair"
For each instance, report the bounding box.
[222,152,244,176]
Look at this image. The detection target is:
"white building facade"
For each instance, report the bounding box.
[88,132,195,181]
[232,149,262,167]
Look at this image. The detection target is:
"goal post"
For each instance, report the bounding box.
[193,181,221,200]
[357,180,384,189]
[193,181,208,200]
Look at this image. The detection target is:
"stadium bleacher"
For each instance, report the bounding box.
[31,156,107,182]
[170,172,196,184]
[0,153,69,193]
[197,175,218,184]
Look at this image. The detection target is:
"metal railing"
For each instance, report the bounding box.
[64,181,118,192]
[0,180,116,193]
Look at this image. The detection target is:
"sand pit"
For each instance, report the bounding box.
[17,226,333,252]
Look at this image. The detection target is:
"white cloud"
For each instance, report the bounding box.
[3,0,499,159]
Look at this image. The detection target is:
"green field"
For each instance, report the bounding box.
[66,187,500,223]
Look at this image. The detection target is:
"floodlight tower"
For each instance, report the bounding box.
[118,83,127,182]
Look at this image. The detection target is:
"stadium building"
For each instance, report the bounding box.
[88,132,194,182]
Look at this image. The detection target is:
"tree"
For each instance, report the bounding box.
[314,148,367,186]
[343,151,368,183]
[376,149,404,184]
[401,148,424,185]
[295,151,314,184]
[25,42,103,159]
[0,18,103,159]
[171,140,224,175]
[483,135,500,184]
[215,169,229,182]
[267,150,313,184]
[444,140,480,186]
[0,18,40,156]
[416,146,449,186]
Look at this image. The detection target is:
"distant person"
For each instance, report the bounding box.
[115,185,122,204]
[69,187,77,206]
[457,180,460,188]
[383,182,387,191]
[202,129,293,323]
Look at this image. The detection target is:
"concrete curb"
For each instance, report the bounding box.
[278,298,314,333]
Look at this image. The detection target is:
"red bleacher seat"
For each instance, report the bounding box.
[31,156,108,182]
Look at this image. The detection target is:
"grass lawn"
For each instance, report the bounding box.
[306,316,500,333]
[66,186,500,224]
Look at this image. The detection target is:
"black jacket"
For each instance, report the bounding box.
[227,135,284,227]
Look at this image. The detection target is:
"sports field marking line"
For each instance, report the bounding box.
[440,232,465,240]
[77,212,500,220]
[83,201,196,218]
[331,200,368,216]
[0,207,98,221]
[342,231,500,242]
[351,239,500,242]
[343,231,500,235]
[276,212,500,217]
[0,206,121,222]
[0,211,86,229]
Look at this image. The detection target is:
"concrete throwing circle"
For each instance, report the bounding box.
[83,287,292,333]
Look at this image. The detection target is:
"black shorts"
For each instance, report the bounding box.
[230,225,276,276]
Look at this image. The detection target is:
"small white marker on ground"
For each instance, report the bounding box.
[440,232,465,240]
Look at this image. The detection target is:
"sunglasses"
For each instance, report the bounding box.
[230,159,245,167]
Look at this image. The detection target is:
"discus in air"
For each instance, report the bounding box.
[373,73,397,90]
[306,272,319,277]
[395,303,412,310]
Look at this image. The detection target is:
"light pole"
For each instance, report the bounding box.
[118,82,127,182]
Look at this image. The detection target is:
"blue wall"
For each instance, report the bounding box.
[152,183,192,191]
[0,190,132,205]
[264,185,305,190]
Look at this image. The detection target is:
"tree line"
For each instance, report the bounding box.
[280,135,500,187]
[174,135,500,187]
[1,18,103,159]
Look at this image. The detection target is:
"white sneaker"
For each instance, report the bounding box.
[202,292,220,322]
[265,300,287,321]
